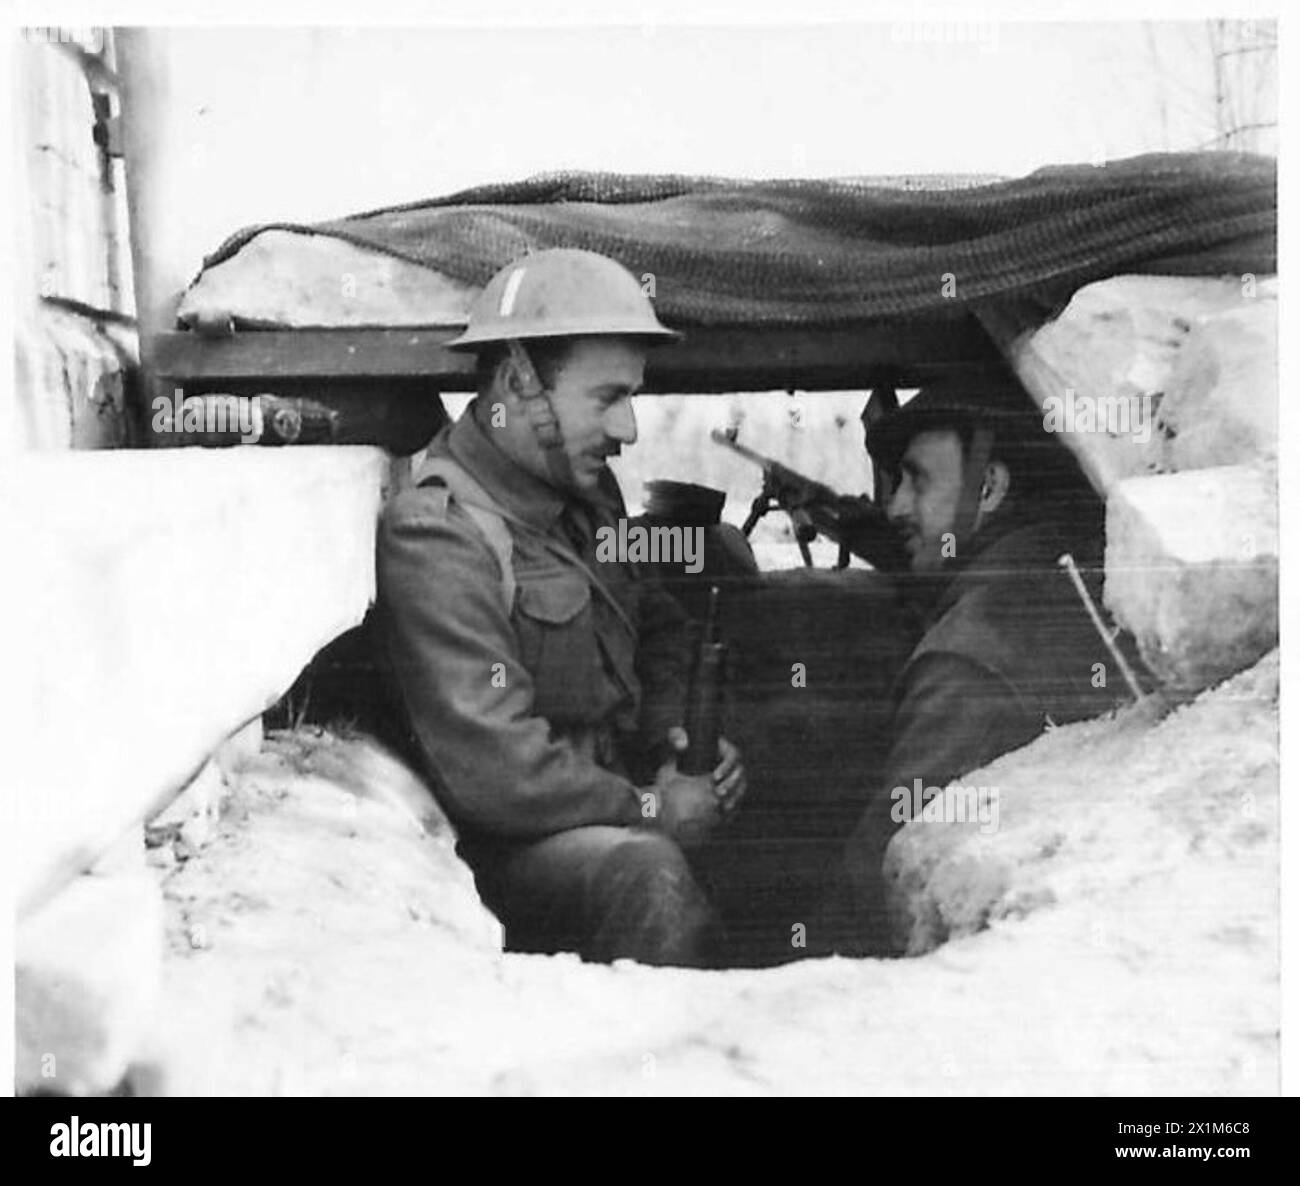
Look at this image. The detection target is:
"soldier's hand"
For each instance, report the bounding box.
[666,727,747,818]
[713,735,747,817]
[645,762,720,850]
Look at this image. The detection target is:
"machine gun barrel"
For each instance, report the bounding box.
[709,429,769,469]
[710,430,832,502]
[710,427,907,571]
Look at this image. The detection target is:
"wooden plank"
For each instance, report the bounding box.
[154,328,475,385]
[647,321,1004,392]
[152,319,1005,393]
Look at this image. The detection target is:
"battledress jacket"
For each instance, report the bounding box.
[841,510,1132,931]
[376,407,692,842]
[889,511,1125,787]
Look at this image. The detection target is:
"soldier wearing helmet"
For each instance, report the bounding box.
[377,248,746,967]
[824,372,1139,954]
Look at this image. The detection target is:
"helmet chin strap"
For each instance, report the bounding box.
[505,339,577,492]
[954,426,996,547]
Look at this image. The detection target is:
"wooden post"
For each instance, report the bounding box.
[115,28,181,440]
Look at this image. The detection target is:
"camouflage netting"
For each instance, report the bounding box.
[198,152,1275,334]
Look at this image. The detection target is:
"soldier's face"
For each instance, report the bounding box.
[886,429,966,573]
[547,337,646,495]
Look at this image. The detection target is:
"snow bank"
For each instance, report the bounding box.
[1104,465,1277,692]
[1002,274,1277,495]
[148,657,1278,1094]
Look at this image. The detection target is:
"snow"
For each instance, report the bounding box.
[147,653,1278,1095]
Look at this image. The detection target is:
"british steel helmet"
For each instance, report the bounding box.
[445,248,680,350]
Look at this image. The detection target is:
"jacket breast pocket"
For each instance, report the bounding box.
[514,569,603,723]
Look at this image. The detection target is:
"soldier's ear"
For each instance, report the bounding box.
[499,343,552,406]
[496,353,528,405]
[980,460,1011,515]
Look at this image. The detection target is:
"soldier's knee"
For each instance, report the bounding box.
[600,829,691,882]
[593,831,703,920]
[587,831,718,966]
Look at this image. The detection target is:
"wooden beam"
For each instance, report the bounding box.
[650,321,1004,391]
[152,318,1005,393]
[155,328,474,385]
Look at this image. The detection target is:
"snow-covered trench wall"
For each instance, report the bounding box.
[990,273,1278,692]
[8,29,391,1095]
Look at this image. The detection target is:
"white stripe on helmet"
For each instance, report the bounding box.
[498,267,526,318]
